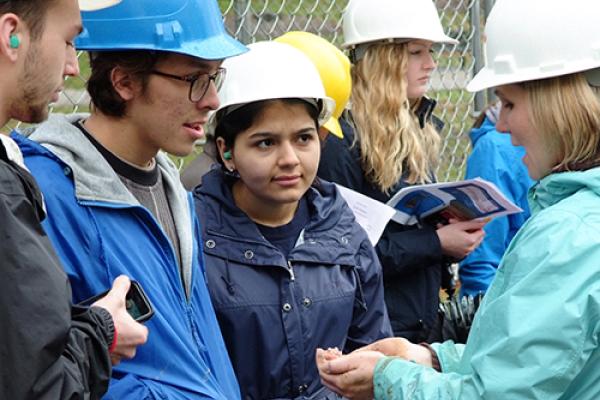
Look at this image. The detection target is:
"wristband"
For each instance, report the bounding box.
[109,325,118,353]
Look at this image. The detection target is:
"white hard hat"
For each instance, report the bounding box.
[211,41,335,127]
[468,0,600,92]
[342,0,458,49]
[79,0,122,11]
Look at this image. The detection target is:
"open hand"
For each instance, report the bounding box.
[316,348,384,400]
[354,337,432,367]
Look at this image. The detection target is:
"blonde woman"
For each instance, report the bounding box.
[317,0,600,398]
[318,0,486,342]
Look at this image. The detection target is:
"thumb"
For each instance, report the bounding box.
[109,275,131,299]
[326,356,353,375]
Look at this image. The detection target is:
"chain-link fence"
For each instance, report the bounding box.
[219,0,497,180]
[41,0,496,181]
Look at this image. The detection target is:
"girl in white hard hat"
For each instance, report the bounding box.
[180,31,353,190]
[318,0,487,344]
[192,41,392,400]
[316,0,600,398]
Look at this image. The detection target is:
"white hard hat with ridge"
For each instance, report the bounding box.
[468,0,600,92]
[210,41,335,129]
[342,0,458,49]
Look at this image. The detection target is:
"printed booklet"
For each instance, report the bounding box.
[386,177,522,226]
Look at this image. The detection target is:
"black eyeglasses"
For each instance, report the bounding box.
[149,67,226,102]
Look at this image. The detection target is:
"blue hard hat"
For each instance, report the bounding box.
[75,0,247,60]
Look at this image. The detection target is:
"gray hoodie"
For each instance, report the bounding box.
[24,113,195,296]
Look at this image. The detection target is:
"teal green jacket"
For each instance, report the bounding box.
[374,168,600,399]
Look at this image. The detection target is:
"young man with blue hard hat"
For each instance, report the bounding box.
[12,0,247,398]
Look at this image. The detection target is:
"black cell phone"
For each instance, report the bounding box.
[78,280,154,323]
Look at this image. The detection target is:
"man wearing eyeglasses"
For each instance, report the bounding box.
[12,0,248,399]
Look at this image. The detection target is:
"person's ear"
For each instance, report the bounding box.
[0,13,22,62]
[110,66,140,101]
[216,137,235,171]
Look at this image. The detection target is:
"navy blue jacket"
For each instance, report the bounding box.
[318,119,446,342]
[194,169,392,400]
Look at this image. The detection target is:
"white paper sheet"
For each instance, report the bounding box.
[335,184,396,245]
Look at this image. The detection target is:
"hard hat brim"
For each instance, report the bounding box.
[76,32,248,61]
[323,118,344,139]
[343,33,458,49]
[467,61,600,92]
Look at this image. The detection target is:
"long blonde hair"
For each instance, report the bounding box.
[523,73,600,171]
[351,43,440,192]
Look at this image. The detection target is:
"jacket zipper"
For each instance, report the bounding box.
[287,260,296,281]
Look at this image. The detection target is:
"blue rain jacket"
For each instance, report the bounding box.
[14,115,240,400]
[460,117,534,296]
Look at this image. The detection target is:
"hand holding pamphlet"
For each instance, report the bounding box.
[335,178,522,245]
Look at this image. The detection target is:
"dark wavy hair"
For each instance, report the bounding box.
[87,50,168,117]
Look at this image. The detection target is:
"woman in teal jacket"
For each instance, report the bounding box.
[315,0,600,399]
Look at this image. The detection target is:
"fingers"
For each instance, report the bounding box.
[467,230,486,251]
[108,275,131,299]
[326,357,353,375]
[117,345,139,360]
[316,348,350,375]
[449,218,487,230]
[111,321,148,362]
[110,345,140,364]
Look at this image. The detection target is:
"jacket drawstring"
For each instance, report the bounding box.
[221,258,236,295]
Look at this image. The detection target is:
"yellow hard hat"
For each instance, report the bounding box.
[275,31,351,138]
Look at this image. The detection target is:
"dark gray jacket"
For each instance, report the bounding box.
[0,137,113,400]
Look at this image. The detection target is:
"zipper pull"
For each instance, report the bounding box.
[287,260,295,281]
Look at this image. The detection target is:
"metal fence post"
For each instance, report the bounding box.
[471,0,485,114]
[484,0,496,104]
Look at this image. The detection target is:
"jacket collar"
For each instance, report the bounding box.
[16,113,182,205]
[529,167,600,214]
[14,114,196,296]
[197,168,360,265]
